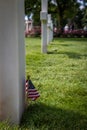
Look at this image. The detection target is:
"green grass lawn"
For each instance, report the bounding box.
[0,38,87,130]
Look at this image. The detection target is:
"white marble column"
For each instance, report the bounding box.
[51,21,53,42]
[47,14,51,44]
[47,14,53,44]
[40,0,48,53]
[0,0,25,124]
[25,20,29,32]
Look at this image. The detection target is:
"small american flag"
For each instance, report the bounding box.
[25,76,40,101]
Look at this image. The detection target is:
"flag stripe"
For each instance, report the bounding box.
[29,92,39,95]
[28,89,37,91]
[28,94,40,98]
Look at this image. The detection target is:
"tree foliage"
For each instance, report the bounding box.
[25,0,41,25]
[25,0,87,28]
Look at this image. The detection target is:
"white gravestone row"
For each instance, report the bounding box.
[40,0,53,53]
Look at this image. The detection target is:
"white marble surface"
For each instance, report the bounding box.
[0,0,25,124]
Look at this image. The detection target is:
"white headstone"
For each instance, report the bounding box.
[47,14,53,44]
[0,0,25,124]
[40,0,48,53]
[51,22,53,41]
[42,0,48,12]
[25,20,29,32]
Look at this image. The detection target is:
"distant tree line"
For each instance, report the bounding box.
[25,0,87,29]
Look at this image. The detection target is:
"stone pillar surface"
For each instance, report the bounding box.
[51,22,53,41]
[0,0,25,124]
[25,20,29,32]
[40,0,48,53]
[47,14,51,44]
[47,14,53,44]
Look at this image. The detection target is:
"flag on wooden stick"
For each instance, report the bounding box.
[25,76,40,101]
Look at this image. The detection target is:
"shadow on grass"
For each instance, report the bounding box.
[57,43,73,46]
[54,38,87,42]
[20,103,87,130]
[47,51,87,59]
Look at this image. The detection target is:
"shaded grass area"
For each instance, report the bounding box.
[0,38,87,130]
[20,103,87,130]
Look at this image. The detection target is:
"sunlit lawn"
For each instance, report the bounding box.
[0,37,87,130]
